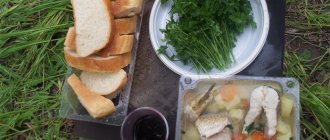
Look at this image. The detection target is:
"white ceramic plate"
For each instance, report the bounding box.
[149,0,269,79]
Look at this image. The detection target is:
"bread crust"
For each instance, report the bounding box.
[116,74,128,93]
[71,0,115,56]
[64,47,131,72]
[115,16,137,35]
[99,35,134,56]
[64,28,133,57]
[67,74,116,118]
[71,0,77,33]
[103,74,128,99]
[112,0,143,18]
[64,27,76,50]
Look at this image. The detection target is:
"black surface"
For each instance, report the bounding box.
[74,121,121,140]
[72,0,285,139]
[239,0,285,76]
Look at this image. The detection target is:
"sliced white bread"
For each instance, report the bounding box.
[67,74,116,118]
[112,0,143,18]
[64,27,134,56]
[80,70,127,97]
[64,27,76,50]
[99,35,134,56]
[71,0,115,57]
[64,47,131,72]
[114,16,137,35]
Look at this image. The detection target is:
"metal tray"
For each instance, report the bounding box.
[59,2,145,126]
[175,75,300,140]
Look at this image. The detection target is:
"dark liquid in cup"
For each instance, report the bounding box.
[133,115,166,140]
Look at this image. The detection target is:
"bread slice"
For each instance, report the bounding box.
[71,0,115,57]
[80,69,127,96]
[64,27,76,50]
[112,0,143,18]
[64,47,131,72]
[99,35,134,56]
[67,74,116,118]
[64,26,134,56]
[115,16,137,35]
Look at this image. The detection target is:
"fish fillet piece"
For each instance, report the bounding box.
[184,93,213,121]
[242,86,279,136]
[242,86,264,134]
[195,113,231,138]
[263,87,279,136]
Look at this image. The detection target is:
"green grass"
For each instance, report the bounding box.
[0,0,329,139]
[0,0,73,139]
[285,0,330,139]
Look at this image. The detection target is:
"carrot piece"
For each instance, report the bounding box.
[233,133,246,140]
[240,99,250,109]
[251,131,276,140]
[219,84,237,101]
[251,131,266,140]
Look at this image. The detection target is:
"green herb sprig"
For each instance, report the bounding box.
[160,0,255,72]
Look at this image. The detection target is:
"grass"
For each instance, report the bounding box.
[0,0,329,139]
[285,0,330,139]
[0,0,73,139]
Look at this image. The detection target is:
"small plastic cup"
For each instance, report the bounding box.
[121,107,169,140]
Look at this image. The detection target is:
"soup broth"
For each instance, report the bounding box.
[180,80,296,140]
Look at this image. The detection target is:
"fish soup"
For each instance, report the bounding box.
[180,80,296,140]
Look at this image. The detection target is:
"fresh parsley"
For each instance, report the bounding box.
[244,122,264,134]
[157,45,176,61]
[159,0,255,72]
